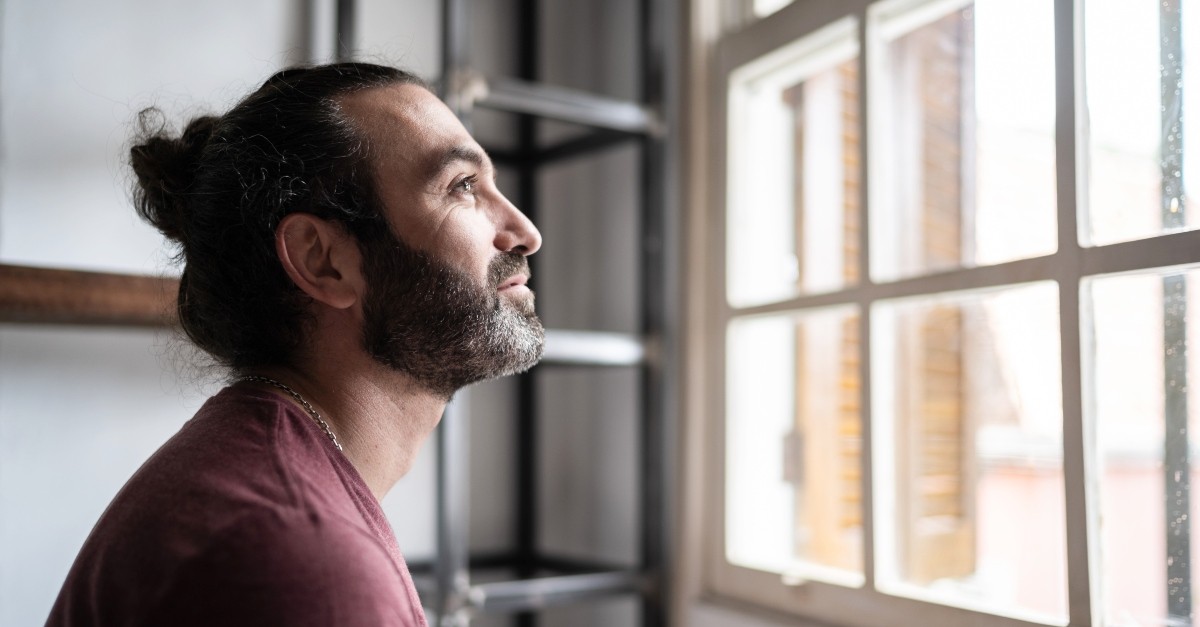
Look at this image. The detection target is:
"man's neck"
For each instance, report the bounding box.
[249,358,447,501]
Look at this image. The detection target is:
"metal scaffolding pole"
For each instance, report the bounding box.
[436,4,473,626]
[1161,0,1190,622]
[639,0,673,623]
[514,2,540,626]
[335,0,356,62]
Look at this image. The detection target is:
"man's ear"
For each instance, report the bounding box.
[275,213,363,310]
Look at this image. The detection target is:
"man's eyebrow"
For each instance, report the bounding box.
[429,145,489,178]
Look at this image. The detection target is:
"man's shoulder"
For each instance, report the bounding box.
[83,506,422,627]
[65,385,354,583]
[98,389,300,523]
[170,504,409,598]
[47,387,425,627]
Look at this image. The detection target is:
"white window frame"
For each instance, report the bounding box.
[693,0,1200,625]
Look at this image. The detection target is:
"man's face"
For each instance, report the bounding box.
[340,84,545,397]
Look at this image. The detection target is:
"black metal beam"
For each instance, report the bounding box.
[478,76,659,134]
[406,551,631,576]
[441,0,471,119]
[471,571,648,614]
[489,130,641,168]
[335,0,356,62]
[434,399,471,625]
[639,0,673,623]
[534,553,633,574]
[515,3,541,626]
[407,551,532,575]
[417,569,648,615]
[486,148,529,168]
[537,129,641,164]
[435,3,474,624]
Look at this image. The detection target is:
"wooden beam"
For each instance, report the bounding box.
[0,264,178,327]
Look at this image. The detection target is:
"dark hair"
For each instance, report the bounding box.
[130,62,425,371]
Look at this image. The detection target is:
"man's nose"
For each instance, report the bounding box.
[494,195,542,256]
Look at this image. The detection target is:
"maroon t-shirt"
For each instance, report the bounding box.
[46,385,428,627]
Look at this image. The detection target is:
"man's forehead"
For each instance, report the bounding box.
[340,83,480,174]
[431,144,489,176]
[340,83,442,129]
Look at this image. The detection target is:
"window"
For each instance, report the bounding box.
[703,0,1200,625]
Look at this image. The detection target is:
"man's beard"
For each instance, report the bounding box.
[358,228,545,399]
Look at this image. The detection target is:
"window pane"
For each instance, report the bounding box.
[869,0,1057,282]
[873,283,1066,621]
[727,19,860,307]
[1088,268,1200,626]
[1084,1,1200,246]
[726,307,863,585]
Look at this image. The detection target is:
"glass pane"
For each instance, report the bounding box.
[1088,268,1200,626]
[726,306,864,585]
[873,283,1066,622]
[727,19,860,307]
[869,0,1057,282]
[1084,0,1200,246]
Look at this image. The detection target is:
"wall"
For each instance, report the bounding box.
[0,3,300,624]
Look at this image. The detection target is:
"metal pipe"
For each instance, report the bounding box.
[639,0,674,624]
[478,77,660,134]
[440,0,471,120]
[1161,1,1189,620]
[514,5,540,626]
[335,0,356,62]
[470,571,648,613]
[541,330,646,366]
[433,2,474,625]
[435,397,472,627]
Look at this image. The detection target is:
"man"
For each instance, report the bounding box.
[46,62,543,626]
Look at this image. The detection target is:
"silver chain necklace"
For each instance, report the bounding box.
[240,375,343,451]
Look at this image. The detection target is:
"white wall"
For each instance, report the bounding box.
[0,327,215,626]
[0,0,301,275]
[0,1,298,624]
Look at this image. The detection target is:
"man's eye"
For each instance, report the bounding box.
[454,175,478,195]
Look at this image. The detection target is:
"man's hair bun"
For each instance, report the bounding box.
[129,110,219,247]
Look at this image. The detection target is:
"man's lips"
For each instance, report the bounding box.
[498,274,530,291]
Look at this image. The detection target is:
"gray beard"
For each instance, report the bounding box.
[358,230,544,400]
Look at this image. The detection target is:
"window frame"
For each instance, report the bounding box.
[697,0,1200,625]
